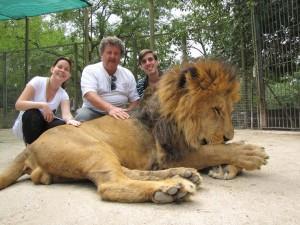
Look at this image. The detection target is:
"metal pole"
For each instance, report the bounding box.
[251,1,266,128]
[2,52,7,124]
[83,8,89,66]
[148,0,155,50]
[24,17,29,84]
[73,43,79,110]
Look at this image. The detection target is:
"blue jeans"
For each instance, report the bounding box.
[75,107,105,122]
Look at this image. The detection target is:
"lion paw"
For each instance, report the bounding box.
[231,143,269,170]
[31,167,52,185]
[169,168,202,189]
[152,177,196,203]
[208,165,241,180]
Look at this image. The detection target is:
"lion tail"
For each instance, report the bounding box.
[0,148,29,190]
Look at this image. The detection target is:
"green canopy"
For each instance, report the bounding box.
[0,0,91,84]
[0,0,91,20]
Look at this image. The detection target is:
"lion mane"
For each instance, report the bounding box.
[0,59,268,204]
[137,59,240,162]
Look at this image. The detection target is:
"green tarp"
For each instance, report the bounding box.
[0,0,91,20]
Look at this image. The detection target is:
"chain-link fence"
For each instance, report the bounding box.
[0,43,85,128]
[1,0,299,130]
[251,0,300,130]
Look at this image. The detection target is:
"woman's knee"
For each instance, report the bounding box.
[22,109,44,123]
[22,109,46,144]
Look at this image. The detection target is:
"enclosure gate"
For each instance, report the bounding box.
[252,0,300,130]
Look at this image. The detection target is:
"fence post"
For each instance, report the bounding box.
[251,2,267,128]
[148,0,155,50]
[132,36,138,81]
[2,52,7,122]
[73,43,79,110]
[24,17,29,85]
[83,8,90,66]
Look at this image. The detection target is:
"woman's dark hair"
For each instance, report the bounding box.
[52,56,72,68]
[52,57,72,89]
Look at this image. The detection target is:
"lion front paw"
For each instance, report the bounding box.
[152,176,196,203]
[208,165,241,180]
[232,143,269,170]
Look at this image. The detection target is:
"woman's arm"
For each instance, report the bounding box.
[60,100,81,126]
[15,85,45,111]
[15,84,54,122]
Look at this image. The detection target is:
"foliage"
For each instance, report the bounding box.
[0,0,299,127]
[0,17,70,51]
[0,0,257,76]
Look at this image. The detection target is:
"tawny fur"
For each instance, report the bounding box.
[0,59,268,203]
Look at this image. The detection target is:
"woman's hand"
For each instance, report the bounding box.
[66,119,81,127]
[41,103,54,122]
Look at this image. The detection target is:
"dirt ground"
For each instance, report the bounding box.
[0,128,300,225]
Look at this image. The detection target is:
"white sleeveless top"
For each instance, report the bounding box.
[12,76,69,139]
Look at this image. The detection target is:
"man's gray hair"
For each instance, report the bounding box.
[99,36,125,56]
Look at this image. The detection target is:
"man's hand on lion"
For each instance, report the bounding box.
[108,106,130,120]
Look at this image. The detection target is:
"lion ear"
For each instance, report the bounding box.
[186,66,198,78]
[178,66,214,90]
[178,70,187,88]
[178,66,198,89]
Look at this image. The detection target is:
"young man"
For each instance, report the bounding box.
[75,36,139,121]
[136,49,162,98]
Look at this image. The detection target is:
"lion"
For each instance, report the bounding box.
[0,59,268,203]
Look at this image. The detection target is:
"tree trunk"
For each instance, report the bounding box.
[83,8,90,66]
[148,0,155,50]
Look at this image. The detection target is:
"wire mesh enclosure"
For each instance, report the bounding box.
[0,0,299,130]
[0,43,85,128]
[252,0,300,130]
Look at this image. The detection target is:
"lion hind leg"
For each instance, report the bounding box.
[83,146,197,203]
[208,165,242,180]
[122,167,202,189]
[31,167,52,185]
[98,176,196,203]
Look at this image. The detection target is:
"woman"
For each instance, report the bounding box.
[13,57,81,144]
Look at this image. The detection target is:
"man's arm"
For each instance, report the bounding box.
[127,100,139,111]
[84,92,130,120]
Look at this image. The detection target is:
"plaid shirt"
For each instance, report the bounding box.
[136,71,163,98]
[136,76,148,98]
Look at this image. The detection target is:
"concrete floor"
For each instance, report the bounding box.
[0,129,300,225]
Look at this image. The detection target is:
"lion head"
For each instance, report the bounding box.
[139,59,240,160]
[156,59,240,148]
[136,59,240,160]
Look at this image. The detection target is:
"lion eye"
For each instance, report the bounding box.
[213,107,222,116]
